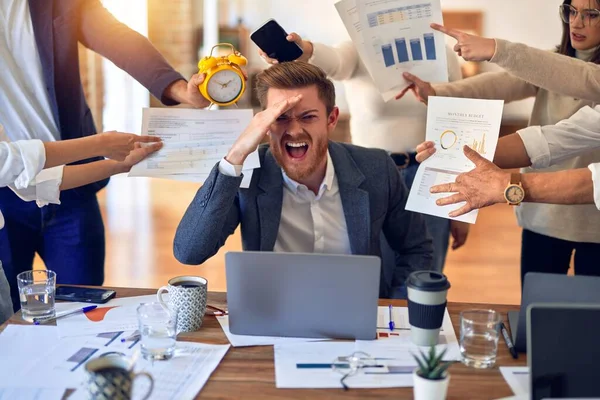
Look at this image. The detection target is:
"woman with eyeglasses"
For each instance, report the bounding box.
[397,0,600,287]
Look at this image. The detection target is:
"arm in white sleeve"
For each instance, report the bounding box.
[9,166,64,207]
[0,140,46,188]
[517,105,600,169]
[589,163,600,210]
[218,158,243,177]
[308,41,360,80]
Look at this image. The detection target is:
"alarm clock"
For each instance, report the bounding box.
[197,43,247,107]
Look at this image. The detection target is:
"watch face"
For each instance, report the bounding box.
[206,69,243,103]
[505,185,525,203]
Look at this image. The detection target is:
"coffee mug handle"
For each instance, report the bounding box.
[133,371,154,400]
[157,286,170,311]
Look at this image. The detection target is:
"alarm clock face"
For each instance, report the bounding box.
[207,69,243,104]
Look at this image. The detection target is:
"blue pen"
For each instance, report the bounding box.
[388,304,395,331]
[34,305,97,325]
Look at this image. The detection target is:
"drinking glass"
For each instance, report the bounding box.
[460,309,500,368]
[17,270,56,322]
[137,302,178,361]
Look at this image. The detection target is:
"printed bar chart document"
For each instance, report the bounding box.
[336,0,448,101]
[406,96,504,224]
[129,108,257,187]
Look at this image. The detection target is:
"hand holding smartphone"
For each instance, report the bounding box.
[251,19,304,62]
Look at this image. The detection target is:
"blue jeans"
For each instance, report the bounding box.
[0,188,106,311]
[387,163,451,299]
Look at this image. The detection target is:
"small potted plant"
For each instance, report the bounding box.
[412,347,452,400]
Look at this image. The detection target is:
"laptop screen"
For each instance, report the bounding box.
[528,304,600,400]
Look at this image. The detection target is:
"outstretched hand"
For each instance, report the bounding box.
[431,23,496,62]
[430,146,509,217]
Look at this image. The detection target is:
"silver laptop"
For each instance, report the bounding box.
[225,251,381,340]
[508,272,600,353]
[527,303,600,400]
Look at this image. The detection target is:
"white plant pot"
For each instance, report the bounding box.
[412,370,450,400]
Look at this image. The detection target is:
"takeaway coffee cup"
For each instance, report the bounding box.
[407,271,451,346]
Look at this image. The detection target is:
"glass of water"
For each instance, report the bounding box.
[17,270,56,322]
[137,302,178,361]
[460,309,500,368]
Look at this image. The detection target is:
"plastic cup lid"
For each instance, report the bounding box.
[407,271,451,292]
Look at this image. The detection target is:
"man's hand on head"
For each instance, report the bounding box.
[225,94,303,165]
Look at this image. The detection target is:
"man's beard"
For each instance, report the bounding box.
[270,133,328,182]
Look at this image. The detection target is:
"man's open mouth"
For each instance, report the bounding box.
[285,141,309,159]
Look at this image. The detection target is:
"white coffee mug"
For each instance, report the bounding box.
[157,276,208,333]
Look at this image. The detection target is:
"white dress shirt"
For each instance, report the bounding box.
[0,125,63,229]
[517,105,600,211]
[0,0,61,142]
[218,152,352,254]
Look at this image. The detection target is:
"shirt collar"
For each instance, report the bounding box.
[281,151,335,195]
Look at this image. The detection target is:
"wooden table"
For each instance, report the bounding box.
[2,287,526,399]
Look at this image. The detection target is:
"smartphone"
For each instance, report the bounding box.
[250,19,304,62]
[55,286,116,304]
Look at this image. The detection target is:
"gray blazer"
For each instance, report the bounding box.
[174,141,433,298]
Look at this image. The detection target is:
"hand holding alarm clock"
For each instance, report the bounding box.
[197,43,248,107]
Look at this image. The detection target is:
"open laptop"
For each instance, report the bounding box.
[225,251,381,340]
[508,272,600,353]
[527,303,600,400]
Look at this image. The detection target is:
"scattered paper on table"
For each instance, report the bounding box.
[274,341,417,389]
[216,315,322,347]
[500,367,529,396]
[336,0,448,101]
[361,306,460,361]
[129,108,257,187]
[56,294,159,338]
[0,387,66,400]
[406,96,504,223]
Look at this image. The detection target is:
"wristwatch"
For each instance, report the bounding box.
[504,173,525,206]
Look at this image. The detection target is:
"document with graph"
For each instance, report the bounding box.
[335,0,447,101]
[405,96,504,224]
[129,108,257,187]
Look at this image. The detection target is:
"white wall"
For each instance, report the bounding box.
[209,0,565,120]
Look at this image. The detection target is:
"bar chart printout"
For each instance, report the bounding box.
[409,38,423,60]
[382,44,395,66]
[395,38,410,62]
[424,32,436,60]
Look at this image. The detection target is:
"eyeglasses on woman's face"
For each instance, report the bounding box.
[560,4,600,27]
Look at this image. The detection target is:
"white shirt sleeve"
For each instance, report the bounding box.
[589,163,600,210]
[218,157,243,177]
[0,135,64,207]
[517,105,600,169]
[9,166,64,207]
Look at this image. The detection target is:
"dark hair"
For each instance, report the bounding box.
[558,0,600,63]
[255,62,336,115]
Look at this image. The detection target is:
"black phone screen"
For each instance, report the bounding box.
[55,286,116,303]
[250,19,303,62]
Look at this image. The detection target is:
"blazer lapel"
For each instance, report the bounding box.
[28,0,60,128]
[256,149,283,251]
[329,143,370,255]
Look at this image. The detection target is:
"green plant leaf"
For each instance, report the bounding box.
[413,352,428,376]
[430,362,453,380]
[431,347,447,367]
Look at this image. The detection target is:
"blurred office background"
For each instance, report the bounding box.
[45,0,566,304]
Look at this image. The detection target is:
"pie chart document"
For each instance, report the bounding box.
[406,96,504,224]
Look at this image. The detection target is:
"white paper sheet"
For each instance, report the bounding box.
[406,96,504,223]
[500,367,530,396]
[0,388,67,400]
[336,0,447,101]
[216,315,321,347]
[274,341,417,389]
[362,306,460,361]
[68,342,230,400]
[129,108,257,187]
[56,295,159,338]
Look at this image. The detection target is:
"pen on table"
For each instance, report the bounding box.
[33,305,97,325]
[388,304,395,331]
[499,321,518,359]
[121,331,141,343]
